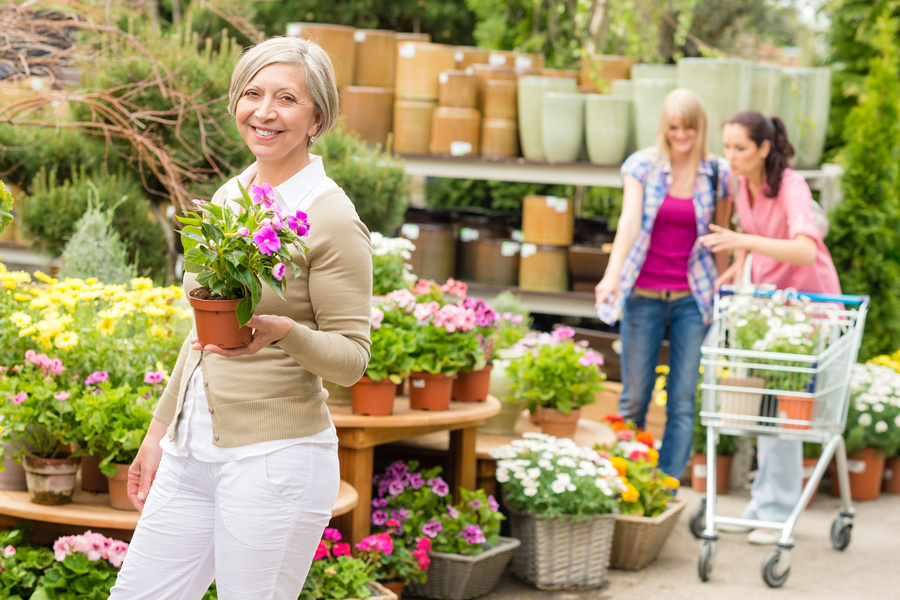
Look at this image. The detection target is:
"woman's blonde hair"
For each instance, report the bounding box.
[654,88,708,176]
[228,36,339,147]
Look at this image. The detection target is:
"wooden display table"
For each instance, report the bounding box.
[386,413,616,497]
[329,396,500,545]
[0,480,359,542]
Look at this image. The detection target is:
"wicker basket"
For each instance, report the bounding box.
[348,581,398,600]
[405,536,520,600]
[609,498,686,571]
[508,511,615,590]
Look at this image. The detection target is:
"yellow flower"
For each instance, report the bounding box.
[621,482,639,503]
[130,277,154,290]
[85,277,99,285]
[655,365,669,375]
[13,293,30,302]
[97,316,116,336]
[33,270,57,284]
[609,456,628,477]
[54,331,79,351]
[663,476,680,490]
[9,312,32,328]
[648,448,659,466]
[149,324,170,338]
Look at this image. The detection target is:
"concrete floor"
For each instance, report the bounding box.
[479,484,900,600]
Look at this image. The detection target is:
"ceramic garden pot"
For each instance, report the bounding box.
[541,92,586,163]
[585,94,632,165]
[630,64,677,81]
[451,365,493,403]
[633,78,677,150]
[517,76,577,161]
[677,58,753,156]
[749,64,784,115]
[537,406,580,438]
[610,80,638,155]
[23,455,80,505]
[80,454,109,493]
[187,289,252,349]
[690,454,732,494]
[831,448,885,501]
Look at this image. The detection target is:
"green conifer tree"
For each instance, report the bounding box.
[828,11,900,359]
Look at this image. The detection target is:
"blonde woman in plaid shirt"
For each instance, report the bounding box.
[596,88,732,482]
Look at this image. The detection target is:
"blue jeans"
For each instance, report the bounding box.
[619,293,709,481]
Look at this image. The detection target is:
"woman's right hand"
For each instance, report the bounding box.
[595,275,620,308]
[128,418,168,512]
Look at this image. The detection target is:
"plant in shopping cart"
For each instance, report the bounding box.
[844,363,900,456]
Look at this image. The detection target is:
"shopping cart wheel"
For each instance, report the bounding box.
[830,517,852,550]
[762,550,791,588]
[689,500,706,539]
[698,540,715,582]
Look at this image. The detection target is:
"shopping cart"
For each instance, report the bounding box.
[689,287,869,588]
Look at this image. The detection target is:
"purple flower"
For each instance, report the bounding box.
[371,510,388,526]
[192,199,207,206]
[272,263,286,281]
[388,479,405,496]
[252,226,281,256]
[409,472,424,489]
[85,371,109,386]
[391,508,409,522]
[144,371,165,384]
[460,525,486,545]
[387,461,408,478]
[285,210,310,236]
[237,226,250,237]
[488,495,499,512]
[250,183,275,208]
[422,519,443,538]
[446,505,458,519]
[430,478,449,497]
[469,499,481,509]
[371,498,388,508]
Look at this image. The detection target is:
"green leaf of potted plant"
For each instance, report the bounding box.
[176,182,310,346]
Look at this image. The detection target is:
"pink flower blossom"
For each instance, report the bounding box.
[250,183,276,208]
[272,263,286,281]
[144,371,166,384]
[3,545,15,557]
[313,540,329,560]
[323,528,342,542]
[412,279,436,295]
[357,532,393,555]
[422,519,443,538]
[440,278,468,298]
[85,371,109,386]
[54,391,70,401]
[385,289,417,312]
[46,358,65,376]
[429,477,449,497]
[552,326,576,343]
[413,548,431,570]
[432,304,476,333]
[285,210,310,236]
[107,540,129,568]
[446,505,459,519]
[372,510,388,525]
[371,306,384,331]
[460,524,486,545]
[10,392,27,405]
[413,301,440,323]
[192,199,208,206]
[416,537,432,552]
[488,495,500,512]
[237,226,250,237]
[332,542,352,557]
[252,226,281,255]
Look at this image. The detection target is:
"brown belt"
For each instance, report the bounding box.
[632,286,692,301]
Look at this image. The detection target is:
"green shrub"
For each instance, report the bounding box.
[58,202,137,285]
[20,167,167,281]
[316,122,410,234]
[0,124,110,191]
[827,10,900,360]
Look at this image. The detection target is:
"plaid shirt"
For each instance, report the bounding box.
[597,150,731,326]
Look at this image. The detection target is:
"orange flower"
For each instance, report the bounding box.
[611,421,628,432]
[621,482,639,503]
[637,431,654,446]
[663,476,680,490]
[604,414,625,423]
[610,456,628,476]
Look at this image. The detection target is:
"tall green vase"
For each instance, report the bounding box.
[542,92,586,163]
[611,80,638,155]
[517,76,578,161]
[633,79,677,150]
[750,64,784,116]
[677,58,753,156]
[585,94,632,165]
[779,67,832,169]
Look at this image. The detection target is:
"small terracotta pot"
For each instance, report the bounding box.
[408,372,454,411]
[23,456,80,505]
[106,463,136,511]
[451,365,493,402]
[537,406,580,438]
[188,288,253,349]
[776,395,815,430]
[381,581,404,600]
[831,448,885,501]
[690,454,732,495]
[81,454,109,493]
[351,376,398,416]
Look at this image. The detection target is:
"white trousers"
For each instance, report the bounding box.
[742,436,803,522]
[110,443,340,600]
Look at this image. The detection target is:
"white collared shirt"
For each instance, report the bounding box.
[161,156,340,461]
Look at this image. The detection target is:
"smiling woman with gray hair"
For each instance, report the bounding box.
[109,36,372,599]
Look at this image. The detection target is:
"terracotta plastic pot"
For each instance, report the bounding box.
[0,451,27,491]
[23,455,80,505]
[353,29,396,88]
[81,454,109,493]
[340,86,394,148]
[519,243,569,292]
[286,23,356,88]
[408,372,454,411]
[776,395,815,430]
[438,70,478,109]
[537,406,580,438]
[452,365,493,402]
[106,463,136,511]
[831,448,885,501]
[187,289,252,349]
[351,376,398,416]
[690,454,732,495]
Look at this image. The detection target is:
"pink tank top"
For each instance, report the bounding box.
[634,193,697,290]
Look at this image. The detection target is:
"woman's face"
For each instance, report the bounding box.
[665,117,697,157]
[235,63,322,171]
[722,123,768,178]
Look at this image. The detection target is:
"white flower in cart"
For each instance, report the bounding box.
[873,403,885,413]
[858,413,873,426]
[875,421,888,434]
[895,415,900,428]
[526,467,541,480]
[538,458,552,469]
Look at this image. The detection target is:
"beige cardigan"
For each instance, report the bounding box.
[154,187,372,447]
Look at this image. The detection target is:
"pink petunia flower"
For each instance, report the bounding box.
[3,545,15,557]
[54,392,70,402]
[10,392,27,405]
[323,528,342,542]
[252,226,281,256]
[85,371,109,386]
[313,540,329,560]
[371,306,384,331]
[144,371,166,384]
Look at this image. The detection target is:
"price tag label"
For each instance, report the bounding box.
[400,223,420,240]
[515,55,533,69]
[459,227,479,242]
[554,198,569,213]
[439,72,449,85]
[399,43,416,59]
[450,141,472,156]
[693,464,707,479]
[286,24,302,37]
[847,459,866,474]
[500,241,520,257]
[511,229,524,242]
[489,53,507,66]
[520,243,537,258]
[411,378,426,388]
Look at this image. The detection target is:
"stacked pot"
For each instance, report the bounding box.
[433,69,481,156]
[518,195,574,292]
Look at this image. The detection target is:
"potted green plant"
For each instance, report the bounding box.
[73,371,162,510]
[489,433,625,590]
[371,460,517,600]
[35,531,130,597]
[0,350,81,505]
[371,232,416,297]
[0,179,14,235]
[507,326,605,438]
[451,296,499,403]
[177,182,311,346]
[351,304,418,416]
[355,522,431,598]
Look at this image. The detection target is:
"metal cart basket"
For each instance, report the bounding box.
[689,288,869,588]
